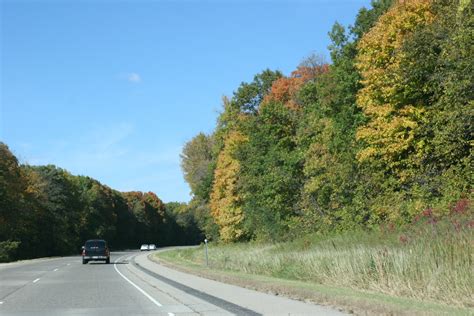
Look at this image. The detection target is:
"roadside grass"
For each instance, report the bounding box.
[155,212,473,315]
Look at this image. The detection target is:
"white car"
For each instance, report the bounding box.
[140,244,149,251]
[148,244,156,250]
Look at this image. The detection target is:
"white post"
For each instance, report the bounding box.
[204,239,208,267]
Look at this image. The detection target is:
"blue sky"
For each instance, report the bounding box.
[1,0,371,202]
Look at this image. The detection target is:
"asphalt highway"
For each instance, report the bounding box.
[0,251,345,315]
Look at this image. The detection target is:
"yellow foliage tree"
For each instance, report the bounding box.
[356,0,434,179]
[210,131,247,242]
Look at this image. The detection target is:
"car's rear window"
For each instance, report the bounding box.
[85,240,106,249]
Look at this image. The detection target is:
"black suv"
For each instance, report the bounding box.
[82,239,110,264]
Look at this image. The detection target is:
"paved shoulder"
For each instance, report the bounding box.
[135,251,346,315]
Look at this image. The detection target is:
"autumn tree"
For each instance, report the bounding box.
[356,0,435,179]
[0,143,25,240]
[0,143,29,260]
[354,0,472,221]
[210,131,247,242]
[263,55,328,110]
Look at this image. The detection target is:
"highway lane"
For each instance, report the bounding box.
[0,251,230,315]
[0,251,345,315]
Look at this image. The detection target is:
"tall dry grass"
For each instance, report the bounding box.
[168,206,473,307]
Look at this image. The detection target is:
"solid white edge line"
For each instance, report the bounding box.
[113,255,162,307]
[33,278,40,283]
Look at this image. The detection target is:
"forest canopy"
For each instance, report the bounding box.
[180,0,473,242]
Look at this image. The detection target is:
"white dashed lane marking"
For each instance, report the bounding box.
[53,268,59,272]
[33,278,40,283]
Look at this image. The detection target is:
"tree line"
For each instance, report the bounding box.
[180,0,473,242]
[0,143,203,262]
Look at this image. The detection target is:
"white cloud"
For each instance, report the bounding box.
[127,73,141,83]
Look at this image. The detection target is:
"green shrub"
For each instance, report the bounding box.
[0,240,21,262]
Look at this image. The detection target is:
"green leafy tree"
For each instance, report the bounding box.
[165,202,204,245]
[122,191,168,244]
[296,0,394,232]
[24,165,82,256]
[181,133,215,200]
[232,69,283,114]
[188,197,219,241]
[238,101,303,240]
[213,70,282,153]
[73,176,118,243]
[395,0,473,211]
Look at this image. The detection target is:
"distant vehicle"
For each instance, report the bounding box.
[148,244,156,250]
[140,244,149,251]
[82,239,110,264]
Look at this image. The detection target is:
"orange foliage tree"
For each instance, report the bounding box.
[263,61,328,110]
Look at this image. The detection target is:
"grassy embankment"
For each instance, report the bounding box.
[154,212,473,315]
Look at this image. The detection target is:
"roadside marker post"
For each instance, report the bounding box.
[204,239,209,267]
